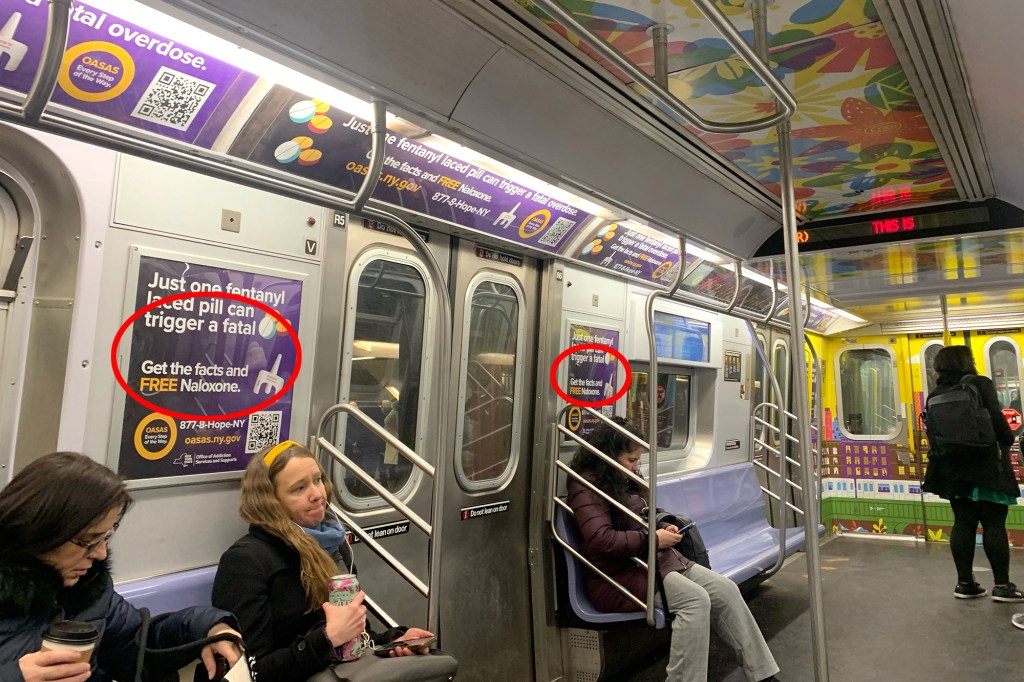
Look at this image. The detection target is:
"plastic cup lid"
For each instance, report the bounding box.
[44,620,99,643]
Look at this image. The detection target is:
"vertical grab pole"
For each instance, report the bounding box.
[642,235,686,625]
[781,120,830,682]
[649,23,672,88]
[352,100,387,212]
[750,1,829,679]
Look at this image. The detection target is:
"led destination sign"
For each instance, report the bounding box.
[795,206,990,250]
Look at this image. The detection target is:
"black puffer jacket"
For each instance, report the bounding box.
[0,554,234,682]
[212,525,406,682]
[923,371,1019,499]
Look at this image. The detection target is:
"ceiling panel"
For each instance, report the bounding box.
[524,0,961,218]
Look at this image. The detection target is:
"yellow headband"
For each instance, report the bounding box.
[263,440,302,466]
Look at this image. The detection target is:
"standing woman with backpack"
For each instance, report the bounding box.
[922,345,1024,602]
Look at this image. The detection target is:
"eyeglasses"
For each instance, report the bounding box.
[70,523,120,555]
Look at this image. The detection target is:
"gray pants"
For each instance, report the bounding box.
[657,564,778,682]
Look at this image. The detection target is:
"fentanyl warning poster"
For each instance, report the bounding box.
[115,254,302,481]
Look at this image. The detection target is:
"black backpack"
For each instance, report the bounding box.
[922,376,997,450]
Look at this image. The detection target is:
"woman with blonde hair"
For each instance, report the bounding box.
[212,441,434,682]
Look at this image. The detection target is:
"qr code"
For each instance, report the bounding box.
[245,411,283,454]
[537,216,577,246]
[131,66,216,131]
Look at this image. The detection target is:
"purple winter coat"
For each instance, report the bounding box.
[567,471,691,612]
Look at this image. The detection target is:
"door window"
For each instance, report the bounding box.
[920,341,943,400]
[770,340,789,445]
[337,257,428,507]
[752,334,767,445]
[455,277,524,489]
[985,338,1022,410]
[837,347,899,438]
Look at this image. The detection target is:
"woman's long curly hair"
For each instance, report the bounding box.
[240,443,339,612]
[568,416,646,504]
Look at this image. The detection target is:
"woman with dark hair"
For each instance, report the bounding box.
[0,452,240,682]
[922,345,1024,601]
[212,441,436,682]
[568,418,780,682]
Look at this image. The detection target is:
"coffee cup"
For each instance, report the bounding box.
[40,620,99,663]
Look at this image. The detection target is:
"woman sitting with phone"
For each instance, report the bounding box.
[0,452,240,682]
[212,441,436,682]
[568,418,781,682]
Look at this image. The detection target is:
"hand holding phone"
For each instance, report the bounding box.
[372,636,436,656]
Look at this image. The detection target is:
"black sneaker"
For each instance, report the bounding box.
[954,581,988,599]
[992,583,1024,602]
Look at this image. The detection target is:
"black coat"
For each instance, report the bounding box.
[923,371,1019,499]
[0,554,233,682]
[212,525,404,682]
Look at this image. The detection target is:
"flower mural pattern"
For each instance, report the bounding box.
[523,0,957,218]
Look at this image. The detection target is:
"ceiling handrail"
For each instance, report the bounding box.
[531,0,796,134]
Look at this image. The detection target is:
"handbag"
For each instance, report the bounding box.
[305,648,458,682]
[132,608,254,682]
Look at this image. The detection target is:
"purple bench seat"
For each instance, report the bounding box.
[554,506,668,628]
[656,462,820,584]
[554,461,821,628]
[115,565,217,615]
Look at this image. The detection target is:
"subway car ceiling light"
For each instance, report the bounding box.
[880,311,1024,335]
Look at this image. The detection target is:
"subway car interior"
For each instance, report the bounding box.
[2,0,1024,680]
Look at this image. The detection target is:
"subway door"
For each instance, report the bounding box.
[438,241,538,681]
[320,218,452,632]
[0,185,17,474]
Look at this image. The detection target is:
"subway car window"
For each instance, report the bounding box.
[340,258,426,504]
[921,342,943,399]
[456,279,523,488]
[627,370,692,452]
[838,348,898,437]
[986,338,1021,409]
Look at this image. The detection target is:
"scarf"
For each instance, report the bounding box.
[298,511,348,556]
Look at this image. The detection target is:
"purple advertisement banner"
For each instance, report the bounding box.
[577,222,690,283]
[117,255,302,480]
[232,86,591,253]
[564,323,620,438]
[0,2,597,250]
[0,0,257,146]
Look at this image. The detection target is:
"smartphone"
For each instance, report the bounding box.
[372,636,436,656]
[677,521,696,535]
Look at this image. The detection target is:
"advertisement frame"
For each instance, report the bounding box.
[559,318,624,445]
[108,245,309,490]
